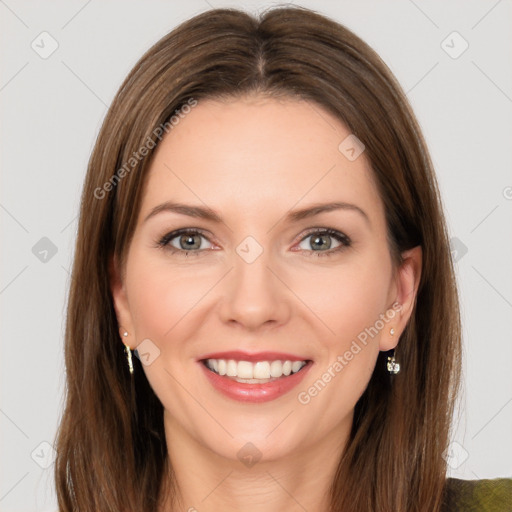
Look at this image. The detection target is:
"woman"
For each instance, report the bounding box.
[53,6,512,511]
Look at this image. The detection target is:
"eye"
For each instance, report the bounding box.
[295,228,351,257]
[156,229,214,256]
[156,227,351,258]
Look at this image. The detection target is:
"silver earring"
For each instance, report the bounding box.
[123,343,134,375]
[387,350,400,374]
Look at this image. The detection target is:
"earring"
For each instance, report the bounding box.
[123,343,134,375]
[387,350,400,374]
[386,327,400,374]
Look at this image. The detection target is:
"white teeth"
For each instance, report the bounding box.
[291,361,303,373]
[270,360,283,378]
[204,358,307,380]
[253,361,270,379]
[237,361,253,379]
[226,360,237,377]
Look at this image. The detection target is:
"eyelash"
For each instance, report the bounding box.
[155,228,352,258]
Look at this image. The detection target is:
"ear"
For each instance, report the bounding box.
[379,245,422,351]
[109,253,136,350]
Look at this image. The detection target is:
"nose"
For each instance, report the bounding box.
[218,250,292,331]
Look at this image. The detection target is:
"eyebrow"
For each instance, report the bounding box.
[143,201,370,226]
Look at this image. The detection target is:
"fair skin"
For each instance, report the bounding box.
[111,95,422,512]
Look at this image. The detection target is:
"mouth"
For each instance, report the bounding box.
[198,351,313,403]
[202,358,308,383]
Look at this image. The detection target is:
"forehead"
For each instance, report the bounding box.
[139,96,385,230]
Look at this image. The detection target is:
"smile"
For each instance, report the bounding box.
[203,358,307,383]
[198,351,313,403]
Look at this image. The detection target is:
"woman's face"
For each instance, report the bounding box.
[112,95,419,463]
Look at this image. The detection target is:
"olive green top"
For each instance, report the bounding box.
[442,477,512,511]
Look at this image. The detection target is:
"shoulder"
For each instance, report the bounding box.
[441,477,512,511]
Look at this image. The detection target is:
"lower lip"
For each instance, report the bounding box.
[199,361,312,403]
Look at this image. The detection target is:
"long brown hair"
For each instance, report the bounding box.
[54,6,462,511]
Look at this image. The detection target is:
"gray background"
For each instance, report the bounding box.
[1,0,511,510]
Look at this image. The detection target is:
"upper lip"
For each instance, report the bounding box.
[198,350,311,363]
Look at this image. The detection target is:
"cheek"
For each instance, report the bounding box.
[124,252,214,426]
[125,251,212,343]
[292,261,389,425]
[291,254,393,350]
